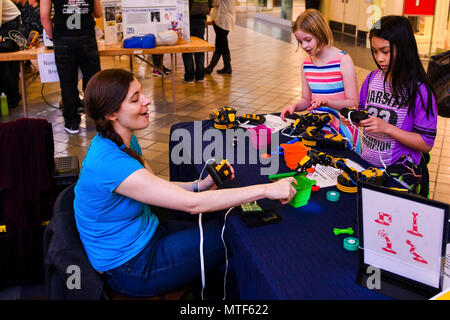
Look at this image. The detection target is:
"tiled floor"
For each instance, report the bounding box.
[2,12,449,204]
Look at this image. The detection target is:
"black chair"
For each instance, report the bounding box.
[44,184,189,300]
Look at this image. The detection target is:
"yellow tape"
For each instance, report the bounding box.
[0,220,49,233]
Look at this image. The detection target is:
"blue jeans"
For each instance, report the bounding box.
[182,17,206,81]
[103,212,226,297]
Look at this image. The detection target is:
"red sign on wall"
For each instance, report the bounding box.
[404,0,436,16]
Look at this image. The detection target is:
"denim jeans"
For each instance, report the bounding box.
[103,212,226,297]
[53,34,100,127]
[182,17,206,81]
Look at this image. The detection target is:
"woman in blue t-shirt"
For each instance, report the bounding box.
[74,68,297,298]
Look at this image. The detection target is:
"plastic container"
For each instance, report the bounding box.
[289,174,316,208]
[1,93,8,116]
[280,141,310,169]
[268,172,316,208]
[247,124,272,149]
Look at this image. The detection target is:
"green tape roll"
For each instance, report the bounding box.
[326,190,340,202]
[343,237,359,251]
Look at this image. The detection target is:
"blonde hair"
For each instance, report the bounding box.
[293,9,333,49]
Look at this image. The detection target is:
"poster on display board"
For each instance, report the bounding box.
[357,182,449,298]
[121,0,189,41]
[102,0,123,45]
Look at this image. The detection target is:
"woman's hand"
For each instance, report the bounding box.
[359,116,392,135]
[265,177,298,205]
[200,162,235,191]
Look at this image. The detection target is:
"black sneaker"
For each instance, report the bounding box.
[64,124,80,134]
[163,66,172,74]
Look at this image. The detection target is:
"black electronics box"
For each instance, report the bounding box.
[53,156,80,194]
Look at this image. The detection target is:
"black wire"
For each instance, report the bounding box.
[40,83,60,109]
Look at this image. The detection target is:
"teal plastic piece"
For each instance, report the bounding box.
[343,237,359,251]
[326,190,340,202]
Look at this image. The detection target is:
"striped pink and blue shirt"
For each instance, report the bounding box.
[303,51,347,100]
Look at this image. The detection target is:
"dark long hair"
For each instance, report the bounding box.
[84,68,145,166]
[369,15,435,118]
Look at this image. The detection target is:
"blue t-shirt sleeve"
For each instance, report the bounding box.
[97,146,144,193]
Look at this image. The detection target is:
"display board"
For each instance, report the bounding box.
[102,0,123,45]
[357,182,449,297]
[121,0,189,41]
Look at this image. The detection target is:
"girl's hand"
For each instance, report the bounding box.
[265,177,298,205]
[307,100,328,111]
[338,112,352,127]
[359,116,391,135]
[201,162,235,190]
[280,104,298,122]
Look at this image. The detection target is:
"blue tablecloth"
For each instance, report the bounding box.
[168,119,392,299]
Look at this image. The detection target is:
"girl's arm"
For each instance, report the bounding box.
[359,117,432,153]
[310,54,359,111]
[281,65,312,121]
[114,169,298,214]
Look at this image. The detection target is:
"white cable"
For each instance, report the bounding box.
[196,158,233,300]
[221,207,234,300]
[347,110,388,172]
[196,158,216,300]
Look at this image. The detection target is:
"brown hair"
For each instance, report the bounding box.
[84,68,145,166]
[292,9,333,50]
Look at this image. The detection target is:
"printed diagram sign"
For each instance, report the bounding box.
[360,187,447,289]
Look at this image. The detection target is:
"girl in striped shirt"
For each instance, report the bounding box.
[280,9,359,145]
[340,16,437,197]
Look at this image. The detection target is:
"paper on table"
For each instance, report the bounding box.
[239,114,294,133]
[306,159,366,188]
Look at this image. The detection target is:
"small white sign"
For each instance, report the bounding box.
[37,53,83,83]
[37,53,60,83]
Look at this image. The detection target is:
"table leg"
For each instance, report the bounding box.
[129,55,133,73]
[161,71,166,104]
[171,54,175,103]
[19,61,28,118]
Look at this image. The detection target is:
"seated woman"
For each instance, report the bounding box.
[74,68,297,298]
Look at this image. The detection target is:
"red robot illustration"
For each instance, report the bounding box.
[375,212,392,226]
[407,212,423,237]
[378,230,397,254]
[405,240,428,264]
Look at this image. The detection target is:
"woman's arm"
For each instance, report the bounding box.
[359,116,432,153]
[114,168,297,214]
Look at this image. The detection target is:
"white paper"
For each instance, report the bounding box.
[37,53,82,83]
[239,114,294,134]
[306,159,365,188]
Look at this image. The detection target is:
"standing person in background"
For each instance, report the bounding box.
[204,0,235,75]
[13,0,42,38]
[40,0,102,134]
[181,0,211,83]
[0,0,22,110]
